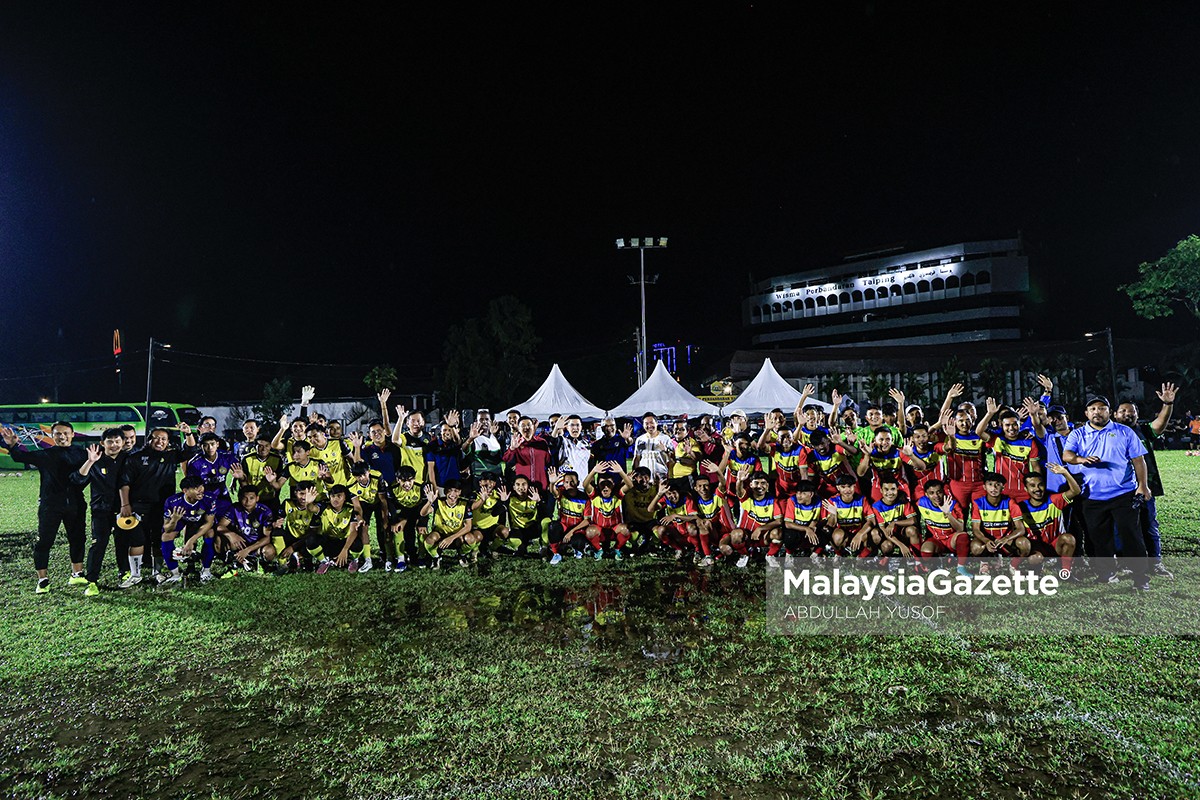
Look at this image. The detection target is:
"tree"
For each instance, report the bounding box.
[900,374,928,407]
[864,372,891,405]
[363,365,398,394]
[441,296,541,409]
[976,358,1010,402]
[937,357,967,400]
[1122,235,1200,322]
[253,378,294,433]
[820,372,848,397]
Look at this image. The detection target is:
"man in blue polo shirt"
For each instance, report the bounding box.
[1062,395,1151,589]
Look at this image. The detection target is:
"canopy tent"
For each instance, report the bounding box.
[506,364,607,420]
[722,357,833,416]
[608,361,720,418]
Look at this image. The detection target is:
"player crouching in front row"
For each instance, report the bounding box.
[214,486,282,578]
[420,480,479,567]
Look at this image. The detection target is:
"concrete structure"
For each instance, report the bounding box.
[744,238,1029,348]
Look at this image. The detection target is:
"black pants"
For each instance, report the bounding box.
[85,510,118,583]
[1078,492,1148,581]
[33,505,86,571]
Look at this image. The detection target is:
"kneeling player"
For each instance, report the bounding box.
[1019,463,1080,573]
[777,479,824,562]
[721,469,781,568]
[651,479,700,563]
[347,461,387,573]
[497,477,544,559]
[691,475,731,567]
[470,472,504,555]
[971,472,1031,570]
[916,479,971,576]
[161,475,217,584]
[275,481,319,571]
[312,484,364,574]
[583,465,634,559]
[547,468,589,561]
[870,473,921,561]
[821,474,874,558]
[420,480,478,566]
[216,486,279,574]
[387,466,424,571]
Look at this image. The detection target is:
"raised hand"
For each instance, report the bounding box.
[0,426,15,447]
[1158,382,1178,404]
[801,383,816,397]
[263,466,276,483]
[300,385,316,405]
[947,383,965,400]
[446,409,461,427]
[317,462,331,480]
[529,486,541,503]
[700,459,719,473]
[831,389,842,408]
[737,464,752,481]
[821,499,838,516]
[86,443,102,463]
[940,410,956,436]
[547,468,561,486]
[230,463,245,481]
[468,421,482,439]
[378,388,391,405]
[888,387,905,405]
[498,485,510,502]
[985,397,999,414]
[1046,462,1068,475]
[167,506,185,526]
[620,422,634,440]
[1036,374,1053,393]
[423,484,438,503]
[178,422,192,436]
[395,404,408,420]
[939,496,955,515]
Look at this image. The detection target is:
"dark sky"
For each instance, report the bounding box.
[2,2,1198,405]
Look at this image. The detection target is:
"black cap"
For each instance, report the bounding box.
[1085,395,1110,408]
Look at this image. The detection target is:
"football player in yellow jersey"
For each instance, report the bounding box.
[239,438,283,511]
[270,413,311,460]
[496,476,544,558]
[387,465,424,571]
[469,472,504,554]
[347,462,386,573]
[274,481,319,572]
[307,424,353,486]
[262,440,333,499]
[313,485,363,574]
[391,404,432,484]
[420,479,478,567]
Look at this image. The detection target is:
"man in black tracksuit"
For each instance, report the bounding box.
[74,428,136,593]
[1,420,89,593]
[118,424,198,575]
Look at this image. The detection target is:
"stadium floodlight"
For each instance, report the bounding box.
[616,236,668,386]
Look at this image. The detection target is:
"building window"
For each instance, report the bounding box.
[772,302,782,313]
[977,270,991,286]
[761,304,771,315]
[852,290,863,303]
[804,297,815,312]
[946,275,960,289]
[890,285,903,297]
[903,282,916,295]
[827,294,838,307]
[932,277,944,291]
[782,300,793,313]
[918,280,930,293]
[864,288,876,302]
[962,272,976,287]
[816,296,826,307]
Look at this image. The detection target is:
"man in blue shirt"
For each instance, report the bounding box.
[1063,395,1151,589]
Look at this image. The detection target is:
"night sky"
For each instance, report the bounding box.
[2,3,1198,406]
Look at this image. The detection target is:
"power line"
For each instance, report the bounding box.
[166,348,436,370]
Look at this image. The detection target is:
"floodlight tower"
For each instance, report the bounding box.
[616,237,667,386]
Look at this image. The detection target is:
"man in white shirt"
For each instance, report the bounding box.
[633,413,675,480]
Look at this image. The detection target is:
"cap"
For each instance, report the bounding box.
[1048,404,1068,416]
[905,404,921,415]
[729,410,747,418]
[1085,395,1110,409]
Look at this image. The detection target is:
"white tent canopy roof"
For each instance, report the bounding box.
[723,357,833,416]
[506,364,608,420]
[608,361,720,418]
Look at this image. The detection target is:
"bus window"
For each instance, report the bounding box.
[175,407,203,427]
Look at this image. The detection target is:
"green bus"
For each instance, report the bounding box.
[0,402,202,470]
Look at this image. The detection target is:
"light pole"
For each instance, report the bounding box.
[144,337,171,443]
[1085,327,1118,403]
[617,237,667,386]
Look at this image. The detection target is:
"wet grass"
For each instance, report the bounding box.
[0,452,1198,799]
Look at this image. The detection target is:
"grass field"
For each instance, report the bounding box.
[1,453,1198,799]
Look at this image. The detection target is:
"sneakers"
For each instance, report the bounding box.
[674,550,684,562]
[692,552,703,566]
[316,559,333,575]
[614,549,624,561]
[765,555,781,569]
[956,565,972,578]
[1153,562,1174,579]
[35,577,51,594]
[783,554,796,569]
[699,555,714,567]
[394,559,407,573]
[68,571,88,586]
[735,555,750,569]
[348,559,360,574]
[573,550,584,559]
[593,549,604,561]
[219,568,239,580]
[119,574,143,589]
[384,560,394,573]
[549,553,563,565]
[84,582,100,597]
[200,569,214,583]
[1133,581,1151,592]
[160,570,182,584]
[359,557,374,574]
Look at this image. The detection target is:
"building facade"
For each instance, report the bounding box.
[743,238,1029,348]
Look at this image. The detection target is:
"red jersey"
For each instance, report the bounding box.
[990,435,1042,499]
[943,433,986,484]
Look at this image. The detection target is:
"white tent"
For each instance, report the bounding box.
[608,361,720,418]
[722,357,833,416]
[507,364,607,420]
